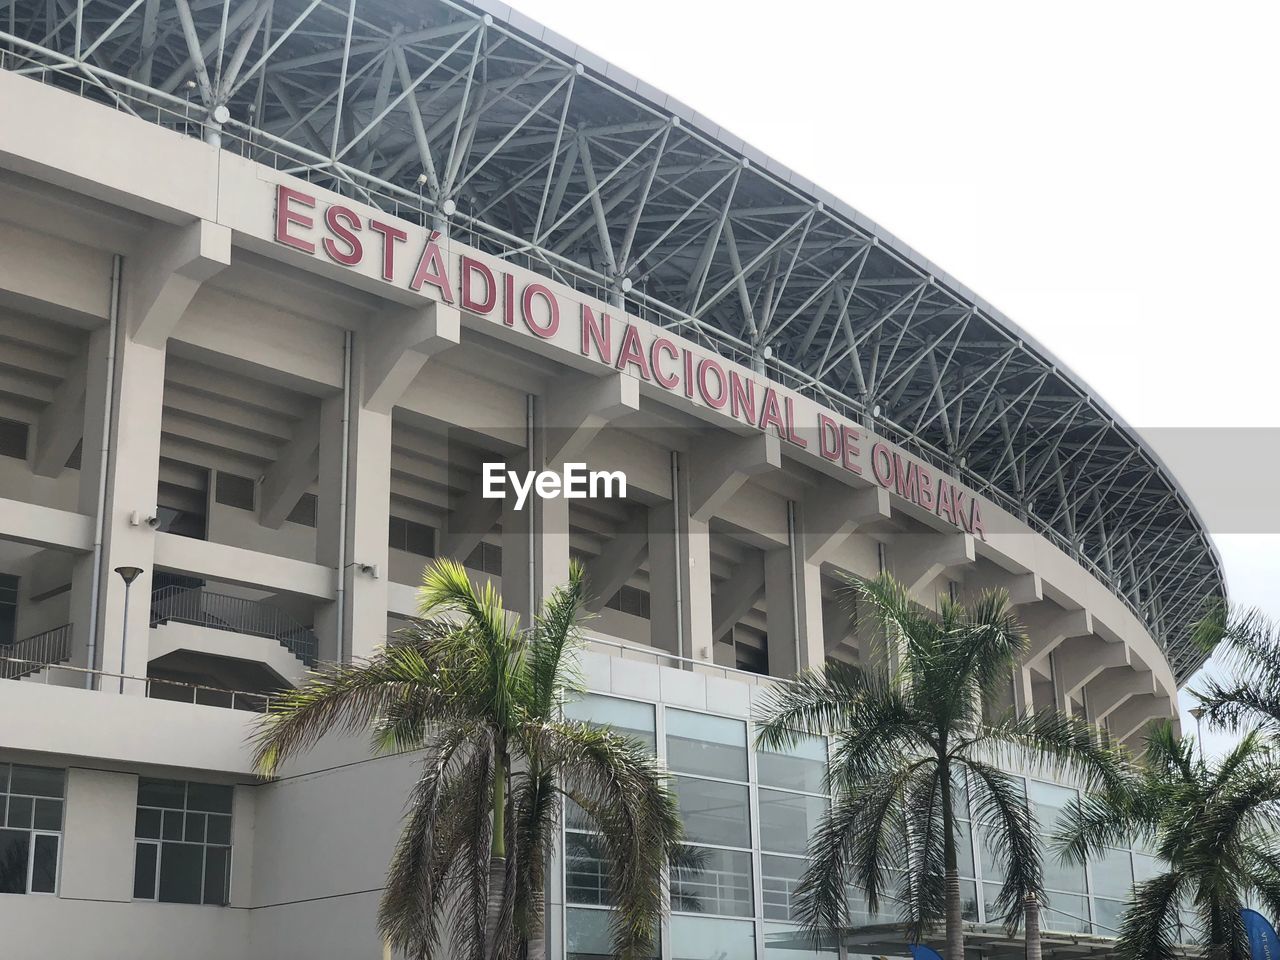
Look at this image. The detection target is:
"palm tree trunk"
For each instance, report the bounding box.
[485,754,508,959]
[944,868,964,960]
[941,764,964,960]
[1024,893,1041,960]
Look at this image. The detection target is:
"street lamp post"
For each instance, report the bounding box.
[1190,705,1206,764]
[114,566,144,694]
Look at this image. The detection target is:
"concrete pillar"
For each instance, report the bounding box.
[96,333,167,692]
[647,460,713,664]
[342,399,393,660]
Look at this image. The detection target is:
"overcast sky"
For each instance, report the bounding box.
[510,0,1280,755]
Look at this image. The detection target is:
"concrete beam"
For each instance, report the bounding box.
[688,433,781,523]
[1086,663,1157,722]
[890,532,976,595]
[440,484,505,562]
[543,372,639,464]
[803,484,890,564]
[258,411,321,529]
[31,347,88,477]
[130,219,231,348]
[962,569,1044,607]
[153,532,335,600]
[0,498,93,551]
[1110,693,1173,744]
[363,301,460,414]
[582,508,649,613]
[1057,635,1130,698]
[1020,605,1094,674]
[711,553,765,641]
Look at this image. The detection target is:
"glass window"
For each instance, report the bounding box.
[669,915,755,960]
[954,819,976,879]
[564,695,656,753]
[134,778,232,905]
[1043,891,1090,933]
[1092,897,1126,936]
[565,907,657,960]
[758,789,826,856]
[0,763,64,895]
[666,709,748,781]
[672,846,754,917]
[1089,846,1133,901]
[1027,780,1077,836]
[977,823,1007,884]
[1132,851,1160,883]
[565,832,610,906]
[762,923,838,960]
[673,776,751,848]
[1044,854,1086,895]
[757,734,827,793]
[762,855,806,922]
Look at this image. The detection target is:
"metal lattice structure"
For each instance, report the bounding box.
[0,0,1224,680]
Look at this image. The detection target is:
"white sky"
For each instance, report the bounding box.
[510,0,1280,755]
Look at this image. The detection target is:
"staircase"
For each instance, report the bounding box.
[149,586,318,666]
[1,623,73,680]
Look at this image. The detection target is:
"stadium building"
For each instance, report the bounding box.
[0,1,1223,957]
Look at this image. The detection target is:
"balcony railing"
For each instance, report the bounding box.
[1,659,275,711]
[0,623,72,679]
[149,585,317,665]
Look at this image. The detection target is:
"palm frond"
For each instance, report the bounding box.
[969,707,1124,793]
[962,758,1041,933]
[526,559,587,720]
[1116,870,1188,960]
[754,661,872,748]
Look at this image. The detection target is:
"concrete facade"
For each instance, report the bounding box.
[0,65,1189,959]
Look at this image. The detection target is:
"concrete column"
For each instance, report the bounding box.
[96,333,167,692]
[342,398,393,660]
[647,460,713,664]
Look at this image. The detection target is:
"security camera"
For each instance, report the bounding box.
[358,562,380,579]
[130,510,162,530]
[146,514,162,530]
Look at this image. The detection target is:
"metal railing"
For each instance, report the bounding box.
[0,659,275,712]
[149,585,318,665]
[580,632,783,688]
[0,624,72,679]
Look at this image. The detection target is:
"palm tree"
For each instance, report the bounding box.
[755,573,1120,960]
[1192,604,1280,732]
[253,559,683,960]
[1055,723,1280,960]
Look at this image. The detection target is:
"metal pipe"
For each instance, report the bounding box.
[85,254,121,690]
[670,450,684,661]
[334,329,352,662]
[526,393,535,619]
[786,499,802,673]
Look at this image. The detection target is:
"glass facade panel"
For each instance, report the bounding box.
[1044,854,1086,895]
[135,779,232,905]
[0,763,63,894]
[757,735,827,793]
[1043,892,1090,933]
[667,710,748,780]
[0,829,29,894]
[954,819,975,878]
[1027,780,1076,835]
[762,923,838,960]
[30,834,58,894]
[669,915,755,960]
[1089,846,1134,900]
[1092,897,1126,936]
[672,846,753,917]
[673,776,751,848]
[565,907,657,960]
[566,832,610,906]
[564,694,657,753]
[761,855,805,922]
[758,790,826,856]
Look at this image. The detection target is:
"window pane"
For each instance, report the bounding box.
[762,923,838,960]
[162,809,184,841]
[666,709,748,781]
[136,807,162,839]
[672,846,753,917]
[6,795,32,829]
[757,734,827,793]
[158,843,204,904]
[1027,780,1076,835]
[565,907,657,960]
[1132,852,1160,883]
[134,843,158,900]
[187,783,233,814]
[1089,847,1133,900]
[959,879,980,922]
[1043,891,1090,933]
[203,846,229,905]
[758,789,826,855]
[669,915,755,960]
[0,829,30,894]
[1092,897,1126,936]
[138,779,186,809]
[846,882,900,927]
[1044,853,1086,894]
[185,812,206,843]
[673,776,750,848]
[564,695,656,753]
[10,765,64,798]
[566,832,610,906]
[206,814,232,846]
[33,799,62,832]
[955,820,975,878]
[761,854,806,922]
[31,834,57,893]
